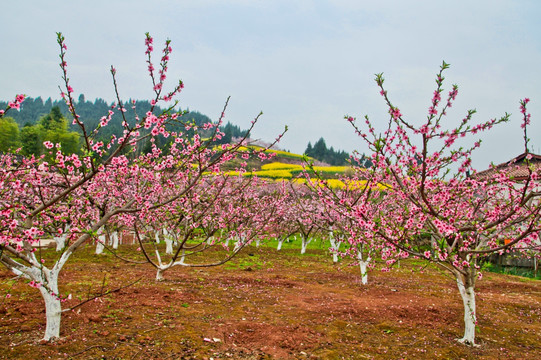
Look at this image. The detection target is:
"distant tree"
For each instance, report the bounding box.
[0,116,21,152]
[19,106,80,157]
[312,137,327,158]
[305,141,313,155]
[40,106,80,154]
[304,137,350,165]
[20,124,42,157]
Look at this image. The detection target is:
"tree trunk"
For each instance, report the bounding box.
[329,233,340,263]
[234,235,245,252]
[357,251,370,285]
[95,235,105,254]
[165,238,173,255]
[456,272,477,346]
[156,268,164,281]
[301,236,311,254]
[28,265,65,342]
[54,235,66,252]
[277,237,284,251]
[111,232,119,249]
[39,284,62,341]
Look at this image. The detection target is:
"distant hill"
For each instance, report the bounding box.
[1,96,362,167]
[0,95,246,155]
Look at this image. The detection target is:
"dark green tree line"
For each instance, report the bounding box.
[304,137,350,165]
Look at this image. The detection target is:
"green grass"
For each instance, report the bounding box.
[484,263,541,280]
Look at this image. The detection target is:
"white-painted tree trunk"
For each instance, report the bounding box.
[156,268,164,281]
[179,248,186,265]
[457,277,477,345]
[155,249,166,281]
[357,251,370,285]
[277,237,284,251]
[95,235,105,254]
[53,225,70,251]
[359,261,369,285]
[234,235,245,252]
[165,238,173,255]
[14,260,66,341]
[111,232,119,249]
[329,232,340,263]
[54,235,66,252]
[39,281,62,341]
[255,238,260,247]
[301,236,311,254]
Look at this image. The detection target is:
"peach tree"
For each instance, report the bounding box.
[314,62,541,345]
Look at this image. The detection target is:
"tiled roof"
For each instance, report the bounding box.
[473,152,541,181]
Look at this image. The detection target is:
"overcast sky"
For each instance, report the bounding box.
[2,0,540,169]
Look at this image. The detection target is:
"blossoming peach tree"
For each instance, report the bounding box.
[0,33,285,341]
[315,62,541,345]
[133,174,285,281]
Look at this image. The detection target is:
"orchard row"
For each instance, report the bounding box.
[1,34,540,346]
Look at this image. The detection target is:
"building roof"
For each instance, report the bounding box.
[474,152,541,181]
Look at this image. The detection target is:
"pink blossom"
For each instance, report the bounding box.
[390,107,402,120]
[8,101,20,110]
[432,90,441,103]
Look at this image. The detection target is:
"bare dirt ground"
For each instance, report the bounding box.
[0,244,540,359]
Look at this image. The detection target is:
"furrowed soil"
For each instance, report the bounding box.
[0,243,540,359]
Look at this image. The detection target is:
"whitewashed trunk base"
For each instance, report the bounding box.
[301,238,311,254]
[39,281,62,341]
[357,252,370,285]
[54,236,66,252]
[165,239,173,255]
[111,232,119,249]
[457,280,477,346]
[329,237,340,263]
[95,235,105,255]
